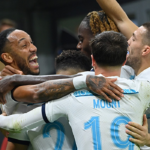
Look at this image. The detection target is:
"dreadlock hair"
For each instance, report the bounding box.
[0,28,16,64]
[55,50,91,73]
[83,10,119,36]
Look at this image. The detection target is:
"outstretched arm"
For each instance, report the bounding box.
[96,0,138,39]
[126,114,150,147]
[12,75,123,103]
[0,107,44,132]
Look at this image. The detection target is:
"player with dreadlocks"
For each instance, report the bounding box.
[77,3,150,149]
[77,10,119,58]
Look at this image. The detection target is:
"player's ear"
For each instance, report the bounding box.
[91,55,95,67]
[142,45,150,56]
[1,53,13,64]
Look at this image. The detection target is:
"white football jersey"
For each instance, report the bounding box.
[1,92,30,141]
[1,93,76,150]
[43,77,150,150]
[120,65,135,79]
[27,117,76,150]
[134,67,150,150]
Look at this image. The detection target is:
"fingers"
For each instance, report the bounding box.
[127,122,144,131]
[143,114,148,126]
[1,69,14,76]
[126,124,143,137]
[128,138,143,146]
[5,65,22,74]
[98,91,112,102]
[102,87,121,101]
[109,81,124,93]
[126,129,141,140]
[126,121,148,146]
[1,65,22,76]
[109,84,124,98]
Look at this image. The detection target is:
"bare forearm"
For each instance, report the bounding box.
[33,78,75,102]
[0,74,78,93]
[96,0,128,22]
[96,0,138,39]
[13,74,78,86]
[13,74,123,103]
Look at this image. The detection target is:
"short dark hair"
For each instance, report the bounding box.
[142,22,150,45]
[0,19,17,28]
[0,28,16,64]
[55,50,91,72]
[90,31,127,66]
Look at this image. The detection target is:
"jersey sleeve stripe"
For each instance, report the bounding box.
[42,103,50,123]
[11,88,18,102]
[8,137,30,145]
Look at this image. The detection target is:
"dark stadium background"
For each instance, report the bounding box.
[0,0,149,149]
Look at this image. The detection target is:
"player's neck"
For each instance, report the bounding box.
[136,59,150,75]
[94,66,121,77]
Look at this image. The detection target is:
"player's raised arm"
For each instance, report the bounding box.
[96,0,138,39]
[6,75,123,103]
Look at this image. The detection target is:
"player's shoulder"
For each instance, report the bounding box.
[72,89,95,98]
[116,77,150,93]
[77,71,95,76]
[121,65,135,79]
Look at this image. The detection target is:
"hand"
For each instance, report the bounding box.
[0,65,23,76]
[126,114,150,147]
[86,75,124,102]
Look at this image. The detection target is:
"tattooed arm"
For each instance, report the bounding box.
[13,78,75,103]
[0,74,78,104]
[12,75,123,103]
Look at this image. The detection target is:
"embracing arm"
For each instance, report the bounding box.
[12,75,123,103]
[2,74,76,87]
[13,78,75,103]
[96,0,138,39]
[0,74,78,104]
[0,107,45,132]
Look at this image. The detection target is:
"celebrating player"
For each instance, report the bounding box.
[0,28,123,150]
[0,31,149,150]
[96,0,150,148]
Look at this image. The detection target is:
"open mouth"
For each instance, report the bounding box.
[29,56,39,68]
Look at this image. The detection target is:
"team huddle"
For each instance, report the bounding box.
[0,0,150,150]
